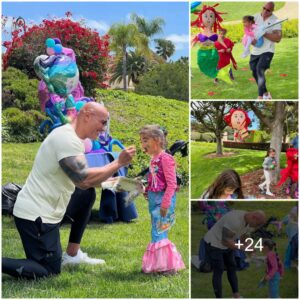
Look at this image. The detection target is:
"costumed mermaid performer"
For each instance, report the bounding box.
[191,4,226,81]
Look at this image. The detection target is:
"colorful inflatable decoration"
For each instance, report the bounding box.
[35,38,125,154]
[224,108,251,142]
[191,4,228,81]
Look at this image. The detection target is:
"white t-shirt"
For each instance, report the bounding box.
[204,210,254,249]
[252,13,282,55]
[13,124,84,224]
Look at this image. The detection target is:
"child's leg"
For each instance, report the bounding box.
[241,36,252,58]
[268,272,280,298]
[229,68,234,80]
[284,243,292,269]
[264,170,273,195]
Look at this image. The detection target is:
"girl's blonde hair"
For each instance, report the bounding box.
[139,125,168,149]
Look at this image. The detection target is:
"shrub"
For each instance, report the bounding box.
[135,61,188,101]
[2,108,46,143]
[2,67,39,110]
[245,130,270,143]
[191,131,201,141]
[2,13,110,96]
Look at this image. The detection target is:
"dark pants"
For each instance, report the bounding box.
[249,52,274,97]
[205,242,238,298]
[2,187,96,279]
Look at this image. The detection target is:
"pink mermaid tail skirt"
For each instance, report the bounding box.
[142,238,185,273]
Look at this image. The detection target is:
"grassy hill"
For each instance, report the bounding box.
[96,89,189,181]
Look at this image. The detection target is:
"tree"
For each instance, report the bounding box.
[109,23,149,91]
[135,61,188,101]
[110,51,155,85]
[130,13,165,38]
[246,101,298,180]
[191,102,229,155]
[2,13,110,96]
[154,38,175,61]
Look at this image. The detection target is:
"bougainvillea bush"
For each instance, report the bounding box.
[2,13,110,95]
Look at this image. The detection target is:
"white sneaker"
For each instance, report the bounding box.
[263,92,272,100]
[62,249,106,266]
[266,191,274,197]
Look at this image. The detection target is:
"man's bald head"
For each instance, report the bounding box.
[76,102,109,140]
[262,2,274,18]
[79,102,108,118]
[245,210,266,228]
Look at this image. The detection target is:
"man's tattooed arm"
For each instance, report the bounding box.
[59,155,88,186]
[59,154,121,189]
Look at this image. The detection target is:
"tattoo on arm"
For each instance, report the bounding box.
[59,155,88,184]
[222,227,235,242]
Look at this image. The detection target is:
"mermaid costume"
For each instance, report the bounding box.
[196,33,219,78]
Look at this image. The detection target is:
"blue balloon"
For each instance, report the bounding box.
[54,44,63,54]
[92,140,101,150]
[46,38,55,48]
[75,101,86,111]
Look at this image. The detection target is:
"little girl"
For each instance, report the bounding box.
[259,148,277,197]
[214,28,237,83]
[201,169,245,199]
[261,239,284,298]
[241,15,257,58]
[140,125,185,274]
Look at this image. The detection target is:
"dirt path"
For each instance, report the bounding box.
[240,169,295,200]
[224,2,298,25]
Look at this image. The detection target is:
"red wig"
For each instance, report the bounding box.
[224,108,251,130]
[191,4,225,32]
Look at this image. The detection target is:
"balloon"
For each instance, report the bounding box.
[75,101,86,111]
[53,37,61,44]
[46,47,55,56]
[54,44,63,54]
[62,47,76,62]
[34,54,79,96]
[33,55,48,80]
[45,38,55,48]
[92,140,101,150]
[83,138,93,153]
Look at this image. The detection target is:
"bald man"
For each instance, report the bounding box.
[204,210,266,298]
[2,102,136,279]
[250,2,282,99]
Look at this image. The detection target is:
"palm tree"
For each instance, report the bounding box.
[109,23,149,91]
[154,39,175,61]
[110,51,156,86]
[130,13,165,38]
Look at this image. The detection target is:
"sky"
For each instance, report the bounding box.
[2,1,189,60]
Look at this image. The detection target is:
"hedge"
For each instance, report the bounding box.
[223,141,290,152]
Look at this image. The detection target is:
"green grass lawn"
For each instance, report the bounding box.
[2,143,189,298]
[191,142,287,198]
[191,201,298,298]
[191,37,298,100]
[191,2,285,23]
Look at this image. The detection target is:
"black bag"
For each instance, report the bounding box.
[2,183,22,216]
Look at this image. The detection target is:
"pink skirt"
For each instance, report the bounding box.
[142,238,185,273]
